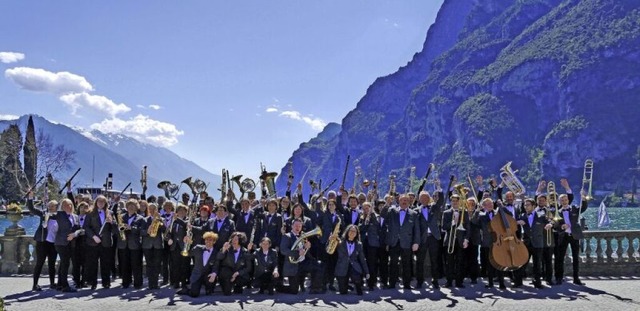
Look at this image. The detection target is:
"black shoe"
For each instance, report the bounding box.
[177,289,189,295]
[485,284,494,289]
[32,285,42,291]
[161,280,169,286]
[573,279,584,286]
[309,289,326,294]
[268,289,274,295]
[383,284,394,289]
[498,284,506,290]
[555,279,563,285]
[546,280,554,286]
[62,287,77,293]
[91,284,97,290]
[328,285,337,291]
[471,279,478,284]
[122,284,130,289]
[357,290,363,296]
[444,282,453,288]
[403,285,413,290]
[103,284,111,289]
[432,281,440,290]
[534,283,544,289]
[455,283,465,288]
[415,283,423,289]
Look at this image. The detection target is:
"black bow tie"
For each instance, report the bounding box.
[217,219,223,223]
[204,249,211,253]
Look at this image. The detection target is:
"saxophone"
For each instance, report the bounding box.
[116,207,127,241]
[149,212,163,238]
[325,217,342,255]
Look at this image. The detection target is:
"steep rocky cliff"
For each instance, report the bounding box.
[279,0,640,196]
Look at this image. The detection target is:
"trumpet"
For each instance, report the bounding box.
[580,159,594,219]
[500,161,526,196]
[447,184,467,254]
[546,181,561,247]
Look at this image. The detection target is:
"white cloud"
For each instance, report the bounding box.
[279,110,327,131]
[0,52,25,64]
[136,104,145,109]
[90,114,184,147]
[0,114,19,121]
[266,107,278,113]
[148,104,161,110]
[59,92,131,117]
[5,67,93,94]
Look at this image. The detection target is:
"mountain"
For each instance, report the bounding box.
[279,0,640,196]
[0,114,220,197]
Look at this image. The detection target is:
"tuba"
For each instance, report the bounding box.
[289,227,323,264]
[260,164,278,197]
[325,217,342,255]
[500,161,526,196]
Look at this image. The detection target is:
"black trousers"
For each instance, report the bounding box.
[170,249,189,287]
[542,246,554,282]
[55,244,73,289]
[337,266,363,295]
[254,272,276,292]
[528,246,543,285]
[389,244,413,287]
[416,236,441,284]
[463,244,479,282]
[72,242,85,285]
[85,245,113,287]
[219,267,249,295]
[33,241,57,287]
[161,243,171,283]
[143,248,163,288]
[189,273,215,297]
[363,242,378,289]
[119,248,143,288]
[321,248,338,287]
[284,260,323,294]
[480,247,504,286]
[445,242,464,285]
[555,234,581,281]
[377,246,389,286]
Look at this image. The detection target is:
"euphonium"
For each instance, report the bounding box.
[500,161,527,196]
[326,217,342,255]
[149,212,163,238]
[289,227,323,264]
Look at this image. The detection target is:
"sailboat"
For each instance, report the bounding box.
[597,199,611,228]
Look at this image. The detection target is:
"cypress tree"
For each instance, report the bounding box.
[24,115,37,186]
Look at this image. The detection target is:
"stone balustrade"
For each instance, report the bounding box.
[1,229,639,276]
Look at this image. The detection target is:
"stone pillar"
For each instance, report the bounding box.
[1,212,26,273]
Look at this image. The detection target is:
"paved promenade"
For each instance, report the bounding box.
[1,276,640,311]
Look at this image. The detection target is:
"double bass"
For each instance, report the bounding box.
[489,203,529,271]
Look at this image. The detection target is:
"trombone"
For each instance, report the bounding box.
[447,183,467,254]
[579,159,594,220]
[546,181,561,247]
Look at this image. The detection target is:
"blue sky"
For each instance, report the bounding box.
[0,0,443,178]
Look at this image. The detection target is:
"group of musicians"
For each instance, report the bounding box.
[25,174,588,297]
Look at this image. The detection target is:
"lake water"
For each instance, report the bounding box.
[2,207,638,236]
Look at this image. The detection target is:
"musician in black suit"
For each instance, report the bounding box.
[463,197,482,285]
[54,198,82,292]
[341,195,362,227]
[320,199,344,291]
[517,198,551,289]
[191,205,212,246]
[228,197,260,249]
[253,237,279,295]
[84,195,114,290]
[335,224,369,295]
[385,194,420,290]
[442,194,470,288]
[279,218,324,294]
[535,191,556,285]
[211,204,236,251]
[358,202,380,291]
[167,204,190,289]
[553,191,588,286]
[160,200,175,285]
[472,198,505,289]
[26,193,58,291]
[117,199,145,289]
[375,200,390,289]
[73,202,90,288]
[141,203,166,289]
[179,232,220,297]
[217,232,252,295]
[414,186,444,289]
